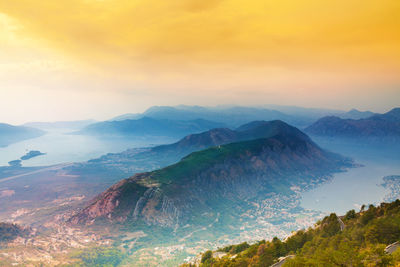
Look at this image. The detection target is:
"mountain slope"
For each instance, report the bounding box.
[305,107,400,139]
[189,200,400,267]
[0,123,45,147]
[69,123,352,227]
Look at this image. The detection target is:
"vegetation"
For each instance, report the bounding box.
[69,247,125,267]
[189,200,400,267]
[152,138,270,185]
[217,242,251,254]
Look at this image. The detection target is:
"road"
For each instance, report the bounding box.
[270,255,295,267]
[0,163,73,184]
[338,217,345,231]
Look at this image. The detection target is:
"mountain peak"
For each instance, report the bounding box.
[383,107,400,119]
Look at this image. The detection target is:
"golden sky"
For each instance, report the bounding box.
[0,0,399,123]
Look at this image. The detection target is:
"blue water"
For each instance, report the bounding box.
[0,129,176,167]
[301,137,400,215]
[301,162,400,214]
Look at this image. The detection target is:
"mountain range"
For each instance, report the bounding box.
[69,121,352,227]
[76,117,226,138]
[75,105,382,139]
[305,107,400,140]
[113,105,379,125]
[110,105,318,128]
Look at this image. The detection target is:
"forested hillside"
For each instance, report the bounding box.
[186,200,400,267]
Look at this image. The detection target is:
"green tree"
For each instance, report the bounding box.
[201,250,213,263]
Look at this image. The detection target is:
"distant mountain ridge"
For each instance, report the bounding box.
[0,123,45,147]
[338,109,376,119]
[369,107,400,122]
[305,107,400,139]
[69,121,352,227]
[109,105,318,128]
[76,117,226,138]
[24,119,96,131]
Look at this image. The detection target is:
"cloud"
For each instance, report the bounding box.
[1,0,399,71]
[0,0,399,122]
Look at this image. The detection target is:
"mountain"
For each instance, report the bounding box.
[69,120,330,179]
[76,117,226,138]
[109,105,315,128]
[305,107,400,139]
[0,123,45,147]
[189,200,400,267]
[69,122,352,227]
[338,108,376,119]
[154,120,303,155]
[23,119,96,131]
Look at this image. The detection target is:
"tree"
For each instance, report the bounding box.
[201,250,213,263]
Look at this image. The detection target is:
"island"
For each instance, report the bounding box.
[20,150,46,161]
[8,160,22,167]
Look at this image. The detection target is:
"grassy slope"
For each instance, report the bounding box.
[150,138,270,185]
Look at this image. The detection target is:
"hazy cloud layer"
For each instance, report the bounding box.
[0,0,399,123]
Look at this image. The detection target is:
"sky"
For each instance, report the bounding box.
[0,0,399,124]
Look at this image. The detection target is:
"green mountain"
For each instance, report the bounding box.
[189,199,400,267]
[69,121,352,228]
